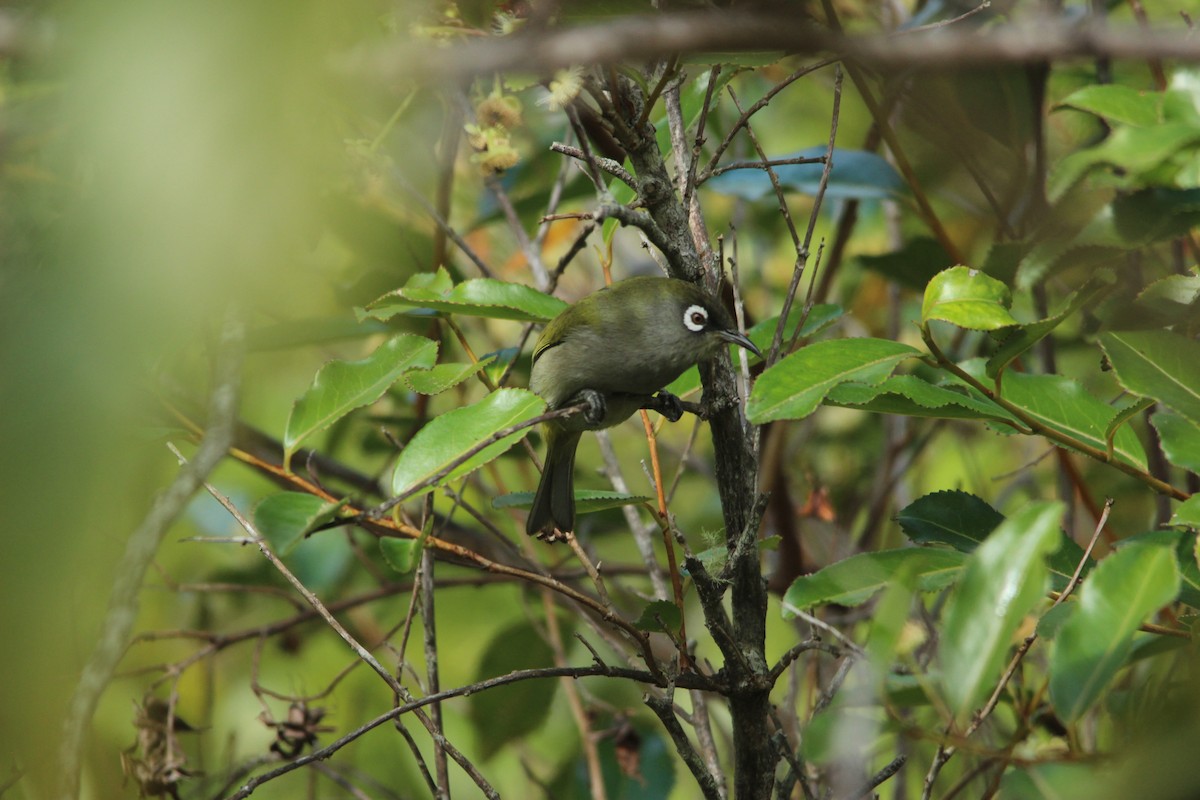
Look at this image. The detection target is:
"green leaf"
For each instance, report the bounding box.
[1121,529,1200,609]
[897,490,1093,593]
[563,722,677,800]
[985,274,1113,379]
[1151,409,1200,472]
[1049,539,1180,721]
[252,493,353,592]
[468,619,560,759]
[896,490,1006,553]
[1171,495,1200,529]
[1049,123,1200,201]
[1056,84,1161,127]
[864,565,918,682]
[363,267,568,323]
[746,338,921,424]
[379,537,420,574]
[921,266,1018,330]
[781,548,966,611]
[825,375,1015,423]
[958,364,1148,470]
[634,600,682,633]
[1099,331,1200,425]
[492,489,652,514]
[999,763,1101,800]
[1135,272,1200,329]
[283,334,438,467]
[391,388,545,498]
[686,537,779,577]
[705,147,907,201]
[404,358,494,395]
[940,502,1064,724]
[1104,397,1155,460]
[254,492,351,554]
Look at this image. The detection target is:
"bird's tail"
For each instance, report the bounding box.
[526,429,580,537]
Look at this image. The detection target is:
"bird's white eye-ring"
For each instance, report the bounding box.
[683,304,708,332]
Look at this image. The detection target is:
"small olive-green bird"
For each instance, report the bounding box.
[526,276,762,538]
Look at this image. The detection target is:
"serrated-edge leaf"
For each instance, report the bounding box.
[940,502,1064,723]
[897,490,1006,552]
[634,600,682,632]
[391,388,545,497]
[1171,495,1200,529]
[986,276,1112,379]
[491,489,652,513]
[957,364,1148,470]
[826,375,1014,422]
[1151,409,1200,472]
[284,334,438,464]
[366,275,568,323]
[1104,397,1156,459]
[747,338,921,424]
[1098,331,1200,424]
[921,266,1018,331]
[1049,540,1180,721]
[781,548,966,611]
[404,358,493,395]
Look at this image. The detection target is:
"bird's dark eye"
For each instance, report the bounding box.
[683,304,708,332]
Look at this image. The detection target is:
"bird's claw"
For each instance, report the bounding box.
[646,391,684,422]
[578,389,606,426]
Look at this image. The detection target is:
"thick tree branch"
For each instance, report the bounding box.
[341,12,1200,85]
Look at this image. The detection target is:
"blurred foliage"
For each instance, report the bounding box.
[2,0,1199,799]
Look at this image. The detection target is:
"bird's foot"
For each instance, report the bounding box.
[643,391,684,422]
[534,524,570,544]
[574,388,606,426]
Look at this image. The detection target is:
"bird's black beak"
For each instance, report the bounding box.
[718,328,763,359]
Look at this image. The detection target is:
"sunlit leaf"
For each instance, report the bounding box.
[921,266,1018,330]
[363,267,568,323]
[746,339,921,423]
[781,548,965,611]
[391,388,545,498]
[940,502,1063,724]
[1056,84,1161,127]
[284,334,438,466]
[1049,539,1180,721]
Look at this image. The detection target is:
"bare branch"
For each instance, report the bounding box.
[339,12,1200,86]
